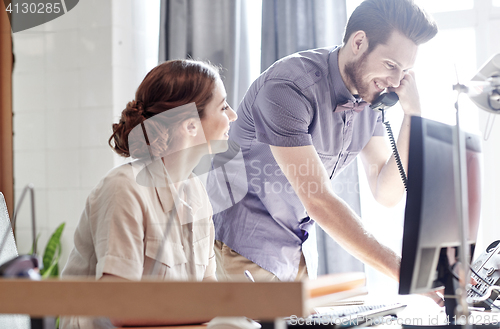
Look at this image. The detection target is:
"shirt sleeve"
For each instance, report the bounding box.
[90,170,146,281]
[372,111,385,136]
[204,217,216,279]
[252,80,313,147]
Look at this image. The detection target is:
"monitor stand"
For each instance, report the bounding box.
[443,265,459,324]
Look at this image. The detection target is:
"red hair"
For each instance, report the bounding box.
[109,60,220,158]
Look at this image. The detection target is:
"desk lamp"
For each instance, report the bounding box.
[451,53,500,327]
[466,54,500,113]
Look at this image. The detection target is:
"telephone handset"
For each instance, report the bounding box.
[467,240,500,309]
[370,91,400,111]
[369,92,408,190]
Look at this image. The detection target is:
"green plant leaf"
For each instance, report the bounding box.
[41,222,65,277]
[29,233,41,255]
[52,263,59,277]
[42,241,62,279]
[42,260,58,279]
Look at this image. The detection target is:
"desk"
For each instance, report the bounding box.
[115,294,443,328]
[120,297,500,329]
[0,272,367,325]
[106,295,445,329]
[4,278,497,329]
[0,279,305,321]
[119,325,207,329]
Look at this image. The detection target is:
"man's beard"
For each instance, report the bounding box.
[344,52,382,104]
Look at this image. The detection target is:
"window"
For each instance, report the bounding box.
[144,0,161,71]
[414,0,473,12]
[416,27,478,130]
[355,0,495,294]
[246,0,263,80]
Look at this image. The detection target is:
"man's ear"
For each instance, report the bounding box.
[351,30,368,56]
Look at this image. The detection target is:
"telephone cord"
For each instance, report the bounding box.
[381,109,408,191]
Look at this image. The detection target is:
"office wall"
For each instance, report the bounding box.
[12,0,156,268]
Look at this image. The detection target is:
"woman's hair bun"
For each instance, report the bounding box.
[109,59,221,159]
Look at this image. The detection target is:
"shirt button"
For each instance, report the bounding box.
[347,121,352,126]
[315,71,320,77]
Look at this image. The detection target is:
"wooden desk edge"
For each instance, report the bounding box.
[0,279,306,320]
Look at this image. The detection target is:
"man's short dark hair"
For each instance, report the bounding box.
[343,0,438,52]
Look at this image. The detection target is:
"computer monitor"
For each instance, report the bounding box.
[399,116,483,317]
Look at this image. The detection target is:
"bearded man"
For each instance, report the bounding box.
[208,0,438,283]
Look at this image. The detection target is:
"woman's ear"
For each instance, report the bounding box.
[181,118,198,137]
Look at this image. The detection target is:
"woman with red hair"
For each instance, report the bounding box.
[60,59,237,328]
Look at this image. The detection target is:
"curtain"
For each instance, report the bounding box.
[261,0,348,71]
[261,0,364,276]
[159,0,252,109]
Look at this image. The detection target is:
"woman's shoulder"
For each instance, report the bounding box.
[101,158,161,186]
[86,160,145,202]
[98,161,136,188]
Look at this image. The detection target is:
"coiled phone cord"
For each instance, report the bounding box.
[381,109,408,191]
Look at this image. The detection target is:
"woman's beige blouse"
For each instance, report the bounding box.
[60,159,215,329]
[63,159,215,280]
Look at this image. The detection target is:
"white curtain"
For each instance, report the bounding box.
[261,0,348,71]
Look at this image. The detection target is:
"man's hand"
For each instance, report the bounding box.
[360,71,422,207]
[389,70,421,117]
[423,290,445,307]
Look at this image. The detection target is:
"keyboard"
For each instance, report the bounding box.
[286,303,407,328]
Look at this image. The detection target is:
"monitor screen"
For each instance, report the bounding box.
[399,116,482,295]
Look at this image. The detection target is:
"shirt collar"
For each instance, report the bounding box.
[132,158,203,224]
